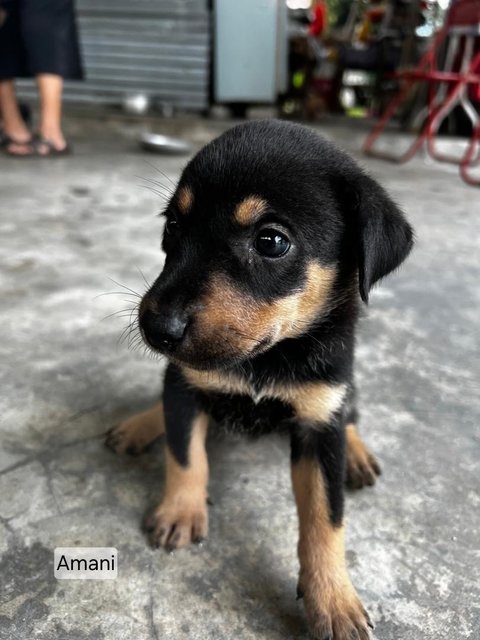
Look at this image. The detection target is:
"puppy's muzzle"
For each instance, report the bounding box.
[140,308,189,353]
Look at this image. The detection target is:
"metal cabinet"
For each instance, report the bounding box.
[214,0,287,104]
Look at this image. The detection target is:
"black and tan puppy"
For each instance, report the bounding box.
[106,120,413,639]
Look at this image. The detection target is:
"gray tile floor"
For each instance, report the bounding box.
[0,114,479,640]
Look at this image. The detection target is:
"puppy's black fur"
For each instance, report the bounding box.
[109,120,413,640]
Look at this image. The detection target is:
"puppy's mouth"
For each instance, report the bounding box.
[141,323,274,371]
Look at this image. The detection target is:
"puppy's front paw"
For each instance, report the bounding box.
[299,572,372,640]
[144,493,208,551]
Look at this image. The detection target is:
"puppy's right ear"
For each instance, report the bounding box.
[340,171,414,303]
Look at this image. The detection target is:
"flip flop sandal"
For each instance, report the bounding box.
[2,137,36,156]
[33,136,71,157]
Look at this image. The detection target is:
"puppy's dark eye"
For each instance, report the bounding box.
[165,218,178,235]
[254,228,290,258]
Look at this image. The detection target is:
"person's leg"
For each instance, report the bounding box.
[0,80,32,154]
[36,73,66,151]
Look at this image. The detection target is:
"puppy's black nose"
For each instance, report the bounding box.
[141,309,188,351]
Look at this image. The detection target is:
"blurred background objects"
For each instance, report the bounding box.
[5,0,470,133]
[0,0,83,156]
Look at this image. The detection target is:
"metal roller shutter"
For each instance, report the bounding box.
[17,0,211,112]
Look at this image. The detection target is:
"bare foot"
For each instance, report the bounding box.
[4,130,33,156]
[37,128,67,154]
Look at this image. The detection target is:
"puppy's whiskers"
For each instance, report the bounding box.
[136,266,152,291]
[105,278,143,299]
[143,160,178,190]
[137,184,171,203]
[102,307,138,322]
[228,327,267,347]
[136,173,174,194]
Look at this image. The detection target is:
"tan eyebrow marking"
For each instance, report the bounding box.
[177,186,194,215]
[234,196,268,226]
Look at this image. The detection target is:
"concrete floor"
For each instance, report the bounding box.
[0,113,479,640]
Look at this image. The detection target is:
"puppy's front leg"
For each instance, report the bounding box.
[145,364,209,550]
[291,422,372,640]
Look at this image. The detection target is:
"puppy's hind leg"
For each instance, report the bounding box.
[105,401,165,455]
[345,423,381,490]
[343,389,380,489]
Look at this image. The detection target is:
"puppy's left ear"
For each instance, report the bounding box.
[346,171,414,303]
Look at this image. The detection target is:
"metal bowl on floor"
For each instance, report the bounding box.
[140,132,192,155]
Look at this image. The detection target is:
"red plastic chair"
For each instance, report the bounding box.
[363,0,480,186]
[460,121,480,184]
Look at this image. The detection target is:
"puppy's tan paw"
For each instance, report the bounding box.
[299,572,372,640]
[144,493,208,551]
[346,425,381,490]
[105,420,152,456]
[105,404,164,456]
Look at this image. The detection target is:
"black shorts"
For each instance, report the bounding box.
[0,0,83,80]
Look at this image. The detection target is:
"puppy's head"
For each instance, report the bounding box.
[139,121,413,370]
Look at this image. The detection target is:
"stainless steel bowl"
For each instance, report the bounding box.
[140,132,192,155]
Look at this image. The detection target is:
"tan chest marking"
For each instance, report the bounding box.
[182,367,250,396]
[285,382,347,423]
[182,367,346,425]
